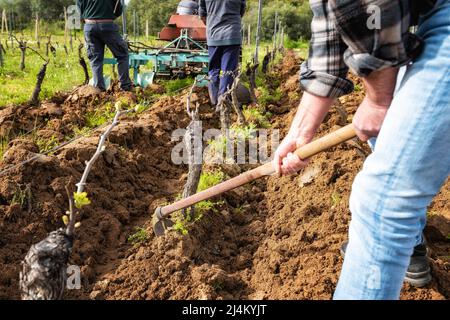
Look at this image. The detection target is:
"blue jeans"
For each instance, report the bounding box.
[208,45,240,105]
[334,0,450,300]
[84,22,132,91]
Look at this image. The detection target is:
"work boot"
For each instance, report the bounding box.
[405,243,432,287]
[340,240,432,288]
[121,84,136,93]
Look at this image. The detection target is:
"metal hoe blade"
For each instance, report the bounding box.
[152,207,174,237]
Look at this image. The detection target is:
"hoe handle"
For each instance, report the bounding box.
[159,124,356,217]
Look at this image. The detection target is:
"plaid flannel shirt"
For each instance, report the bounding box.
[301,0,436,98]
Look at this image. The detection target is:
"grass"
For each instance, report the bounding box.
[127,227,149,245]
[35,134,59,153]
[242,106,271,128]
[85,102,116,128]
[173,199,221,236]
[0,34,89,107]
[258,85,283,107]
[208,135,229,155]
[163,77,195,95]
[0,31,309,108]
[230,123,257,139]
[10,187,28,208]
[197,170,226,192]
[72,125,92,138]
[0,33,162,108]
[173,170,226,236]
[0,136,9,160]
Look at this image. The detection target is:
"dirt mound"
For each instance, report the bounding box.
[0,50,449,300]
[0,86,216,299]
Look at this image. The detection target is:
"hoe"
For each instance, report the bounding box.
[152,124,357,236]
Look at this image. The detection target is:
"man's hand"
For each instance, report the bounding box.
[353,67,399,141]
[273,133,313,176]
[353,96,389,141]
[273,92,335,176]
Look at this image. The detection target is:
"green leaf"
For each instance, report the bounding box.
[74,192,91,209]
[133,104,146,114]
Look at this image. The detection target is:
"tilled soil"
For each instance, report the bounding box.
[0,50,449,300]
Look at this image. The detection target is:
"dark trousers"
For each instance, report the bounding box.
[208,45,240,105]
[83,22,132,91]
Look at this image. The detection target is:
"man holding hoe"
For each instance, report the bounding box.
[274,0,448,299]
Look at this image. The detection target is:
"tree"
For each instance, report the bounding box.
[244,0,312,41]
[127,0,179,37]
[0,0,73,25]
[30,0,74,21]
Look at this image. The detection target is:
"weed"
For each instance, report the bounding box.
[197,171,226,192]
[212,280,224,292]
[0,136,9,160]
[354,83,363,92]
[127,227,149,245]
[231,123,257,139]
[172,198,225,236]
[11,188,28,208]
[85,102,116,128]
[447,234,450,241]
[35,134,59,153]
[427,211,439,218]
[208,135,229,156]
[259,86,282,107]
[233,205,246,215]
[172,171,226,236]
[331,192,342,206]
[132,103,147,114]
[173,219,190,236]
[72,126,91,137]
[242,107,271,128]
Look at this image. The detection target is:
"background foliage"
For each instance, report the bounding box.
[0,0,312,41]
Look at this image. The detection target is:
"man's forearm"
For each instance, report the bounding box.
[288,92,335,140]
[363,67,399,107]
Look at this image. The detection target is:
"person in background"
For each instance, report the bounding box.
[274,0,447,299]
[76,0,133,92]
[199,0,246,105]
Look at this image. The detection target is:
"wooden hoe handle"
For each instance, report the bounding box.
[159,124,356,218]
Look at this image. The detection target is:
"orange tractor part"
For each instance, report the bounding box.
[158,15,207,42]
